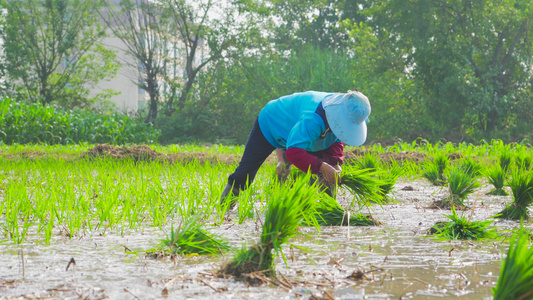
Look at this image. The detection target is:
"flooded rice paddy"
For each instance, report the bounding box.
[1,176,525,300]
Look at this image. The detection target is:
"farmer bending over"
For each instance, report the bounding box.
[221,90,371,203]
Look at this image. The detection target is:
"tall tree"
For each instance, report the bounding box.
[102,0,172,123]
[0,0,119,107]
[366,0,533,140]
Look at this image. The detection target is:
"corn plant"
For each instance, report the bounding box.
[220,175,319,278]
[497,169,533,220]
[493,226,533,300]
[158,217,230,256]
[485,165,508,196]
[430,206,499,240]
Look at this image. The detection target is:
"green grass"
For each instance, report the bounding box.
[492,226,533,300]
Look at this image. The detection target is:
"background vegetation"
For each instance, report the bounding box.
[1,0,532,146]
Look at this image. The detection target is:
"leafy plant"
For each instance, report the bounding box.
[441,164,480,208]
[485,165,508,196]
[497,169,533,220]
[492,226,533,300]
[308,196,381,226]
[422,152,449,185]
[340,168,387,208]
[430,206,499,240]
[220,175,319,278]
[159,217,230,255]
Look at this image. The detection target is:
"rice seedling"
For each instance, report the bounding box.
[219,175,319,278]
[437,163,480,209]
[457,156,482,177]
[157,217,230,256]
[377,163,403,202]
[422,152,449,185]
[306,195,381,226]
[492,225,533,300]
[339,167,387,208]
[514,149,533,171]
[429,206,499,240]
[353,152,382,169]
[498,147,513,173]
[497,169,533,220]
[484,165,508,196]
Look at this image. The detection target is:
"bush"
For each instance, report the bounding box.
[0,98,160,145]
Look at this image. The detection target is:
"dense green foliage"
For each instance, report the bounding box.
[2,0,533,145]
[0,98,160,145]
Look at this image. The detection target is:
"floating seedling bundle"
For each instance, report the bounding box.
[497,169,533,220]
[429,206,498,240]
[306,195,381,226]
[220,175,319,279]
[158,217,230,256]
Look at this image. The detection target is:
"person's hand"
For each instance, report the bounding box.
[319,162,341,184]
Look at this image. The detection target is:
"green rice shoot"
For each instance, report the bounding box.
[497,169,533,220]
[340,167,387,208]
[485,165,508,196]
[158,217,231,256]
[220,175,319,278]
[440,163,480,208]
[430,206,499,240]
[492,225,533,300]
[307,195,381,226]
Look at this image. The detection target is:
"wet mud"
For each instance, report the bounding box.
[1,178,525,300]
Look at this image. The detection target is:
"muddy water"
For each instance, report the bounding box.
[0,179,528,300]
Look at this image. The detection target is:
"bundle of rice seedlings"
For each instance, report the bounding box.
[377,163,403,202]
[430,206,499,240]
[514,150,533,171]
[306,195,382,226]
[458,156,482,177]
[220,175,319,278]
[354,152,382,169]
[484,165,508,196]
[422,152,449,185]
[340,168,387,208]
[437,163,480,209]
[492,226,533,300]
[159,217,230,256]
[497,169,533,220]
[499,147,513,173]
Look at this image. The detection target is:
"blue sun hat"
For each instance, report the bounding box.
[323,90,371,146]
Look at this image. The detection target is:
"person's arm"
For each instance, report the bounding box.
[286,148,341,183]
[322,142,344,167]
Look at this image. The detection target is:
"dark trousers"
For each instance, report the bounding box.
[228,119,275,190]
